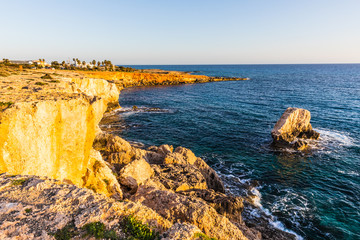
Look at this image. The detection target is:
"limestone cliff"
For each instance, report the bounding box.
[0,75,122,198]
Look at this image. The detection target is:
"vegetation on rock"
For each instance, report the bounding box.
[123,214,160,240]
[82,221,117,239]
[194,232,217,240]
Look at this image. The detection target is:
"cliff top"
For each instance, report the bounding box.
[0,66,84,103]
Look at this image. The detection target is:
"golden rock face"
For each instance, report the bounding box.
[0,75,121,197]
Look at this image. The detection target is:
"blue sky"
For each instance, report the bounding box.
[1,0,360,64]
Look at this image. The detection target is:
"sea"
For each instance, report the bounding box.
[107,64,360,239]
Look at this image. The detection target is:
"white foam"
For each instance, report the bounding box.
[316,128,356,147]
[269,219,304,240]
[337,170,359,176]
[251,187,305,240]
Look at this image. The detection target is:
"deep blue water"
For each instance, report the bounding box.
[116,64,360,239]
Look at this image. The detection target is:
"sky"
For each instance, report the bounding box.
[1,0,360,65]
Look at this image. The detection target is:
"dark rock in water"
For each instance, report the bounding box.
[271,107,320,150]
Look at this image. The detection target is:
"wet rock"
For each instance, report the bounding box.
[271,107,320,150]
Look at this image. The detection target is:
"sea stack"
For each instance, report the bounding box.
[271,107,320,150]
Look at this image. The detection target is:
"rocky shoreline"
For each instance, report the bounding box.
[0,67,295,239]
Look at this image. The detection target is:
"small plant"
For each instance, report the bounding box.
[86,184,97,193]
[25,208,32,213]
[194,232,217,240]
[103,178,110,186]
[35,82,48,86]
[7,87,13,90]
[0,101,14,109]
[82,221,117,240]
[93,160,103,172]
[11,178,27,186]
[41,73,53,79]
[123,215,159,240]
[49,80,60,83]
[51,222,77,240]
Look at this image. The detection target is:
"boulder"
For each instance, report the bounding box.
[93,133,147,171]
[82,149,123,199]
[118,158,154,193]
[271,107,320,150]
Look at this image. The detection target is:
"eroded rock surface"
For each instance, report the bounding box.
[0,174,171,240]
[91,132,298,240]
[271,107,320,150]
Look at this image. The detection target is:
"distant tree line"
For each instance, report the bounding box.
[1,58,135,72]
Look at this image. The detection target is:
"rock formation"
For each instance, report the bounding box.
[92,132,296,240]
[271,107,320,150]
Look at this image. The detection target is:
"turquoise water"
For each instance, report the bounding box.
[117,64,360,239]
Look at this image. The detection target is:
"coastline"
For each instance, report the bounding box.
[0,66,295,239]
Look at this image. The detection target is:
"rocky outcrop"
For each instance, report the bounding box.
[93,133,296,240]
[82,71,249,89]
[131,185,248,240]
[0,174,171,239]
[271,107,320,150]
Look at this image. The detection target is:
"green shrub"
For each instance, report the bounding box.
[35,82,48,86]
[82,222,117,240]
[25,208,32,213]
[11,178,27,186]
[82,222,105,239]
[194,232,217,240]
[41,73,53,79]
[123,215,159,240]
[51,223,77,240]
[0,101,14,110]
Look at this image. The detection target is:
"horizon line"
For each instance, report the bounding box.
[121,63,360,66]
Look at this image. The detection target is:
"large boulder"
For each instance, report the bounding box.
[271,107,320,150]
[82,149,123,199]
[118,158,154,193]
